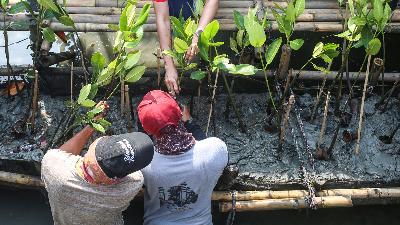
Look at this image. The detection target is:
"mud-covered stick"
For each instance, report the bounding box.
[355,55,372,155]
[279,95,295,148]
[317,91,330,150]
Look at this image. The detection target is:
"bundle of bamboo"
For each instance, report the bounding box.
[3,0,400,32]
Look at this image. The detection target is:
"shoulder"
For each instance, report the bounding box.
[41,149,80,177]
[197,137,228,153]
[195,137,228,165]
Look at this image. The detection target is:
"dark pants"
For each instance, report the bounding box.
[168,0,194,19]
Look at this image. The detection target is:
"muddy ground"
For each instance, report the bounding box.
[0,92,399,190]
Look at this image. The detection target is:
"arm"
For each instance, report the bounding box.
[185,0,219,62]
[153,0,180,96]
[59,125,95,156]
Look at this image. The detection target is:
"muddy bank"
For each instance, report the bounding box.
[1,93,399,190]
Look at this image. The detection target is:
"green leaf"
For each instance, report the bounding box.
[125,65,146,83]
[348,0,354,16]
[162,49,178,59]
[170,16,187,40]
[91,52,106,77]
[312,42,324,58]
[87,84,98,100]
[9,2,27,14]
[230,37,239,54]
[58,15,75,27]
[184,19,197,37]
[285,2,296,23]
[265,37,282,65]
[81,99,96,108]
[202,20,220,42]
[119,5,128,31]
[311,62,330,74]
[38,0,60,14]
[190,71,207,80]
[366,38,381,55]
[294,0,305,18]
[126,4,136,28]
[233,10,245,30]
[229,64,257,75]
[0,0,8,9]
[41,28,56,42]
[289,39,304,51]
[183,63,197,71]
[96,59,117,86]
[88,105,103,115]
[209,41,224,47]
[78,84,92,104]
[123,27,144,49]
[373,0,383,23]
[124,50,141,69]
[132,2,151,30]
[174,37,189,53]
[92,123,105,133]
[108,24,119,31]
[97,119,112,128]
[244,17,266,48]
[236,30,245,48]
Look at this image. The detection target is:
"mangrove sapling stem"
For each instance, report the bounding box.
[121,78,125,114]
[222,74,246,133]
[310,74,328,122]
[379,122,400,144]
[71,32,89,83]
[382,33,386,98]
[277,44,292,81]
[70,62,74,102]
[380,80,399,111]
[342,3,351,93]
[124,84,133,132]
[278,95,295,151]
[156,48,161,87]
[206,69,220,136]
[259,51,277,112]
[317,91,330,151]
[355,55,372,155]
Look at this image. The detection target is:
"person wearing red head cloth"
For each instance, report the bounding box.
[153,0,219,96]
[138,90,228,225]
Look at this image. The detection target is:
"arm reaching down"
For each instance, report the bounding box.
[153,0,180,96]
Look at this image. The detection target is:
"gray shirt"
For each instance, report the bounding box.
[142,137,228,225]
[41,149,143,225]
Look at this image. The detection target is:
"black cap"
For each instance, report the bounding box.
[95,132,154,179]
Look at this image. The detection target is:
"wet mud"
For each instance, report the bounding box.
[1,92,399,190]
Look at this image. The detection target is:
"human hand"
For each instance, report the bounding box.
[185,36,199,63]
[164,67,180,96]
[93,101,109,120]
[181,105,192,122]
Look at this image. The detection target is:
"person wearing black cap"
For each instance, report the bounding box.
[41,103,154,225]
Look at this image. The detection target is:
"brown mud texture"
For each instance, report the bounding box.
[0,93,399,190]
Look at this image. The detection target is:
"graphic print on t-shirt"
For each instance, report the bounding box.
[158,182,198,211]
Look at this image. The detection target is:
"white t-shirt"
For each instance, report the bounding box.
[41,149,143,225]
[141,137,228,225]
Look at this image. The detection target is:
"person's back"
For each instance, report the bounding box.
[142,137,228,225]
[42,149,143,225]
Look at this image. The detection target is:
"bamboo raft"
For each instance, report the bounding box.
[2,0,400,32]
[1,170,400,212]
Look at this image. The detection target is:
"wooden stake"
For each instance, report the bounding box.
[355,55,372,155]
[70,62,74,102]
[124,84,133,132]
[120,79,125,114]
[28,70,39,132]
[277,44,292,80]
[156,48,161,88]
[316,91,330,150]
[206,69,220,136]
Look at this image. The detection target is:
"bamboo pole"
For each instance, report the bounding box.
[212,187,400,201]
[0,171,43,187]
[370,58,384,86]
[219,196,353,212]
[2,67,399,82]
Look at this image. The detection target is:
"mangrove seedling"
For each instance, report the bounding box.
[49,1,151,148]
[271,0,305,80]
